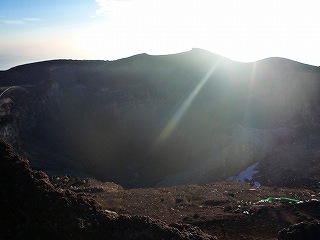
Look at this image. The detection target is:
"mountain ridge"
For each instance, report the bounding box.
[1,49,320,239]
[0,49,320,188]
[2,48,319,72]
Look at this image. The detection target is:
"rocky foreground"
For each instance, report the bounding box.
[0,140,214,240]
[52,176,320,240]
[1,140,319,239]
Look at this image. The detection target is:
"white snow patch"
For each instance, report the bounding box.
[227,162,261,187]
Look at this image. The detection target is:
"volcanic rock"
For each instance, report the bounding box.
[1,49,320,188]
[278,220,320,240]
[0,140,215,239]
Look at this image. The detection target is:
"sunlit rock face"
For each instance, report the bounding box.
[0,49,320,187]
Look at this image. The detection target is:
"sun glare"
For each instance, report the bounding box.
[1,0,319,70]
[71,0,320,65]
[156,60,221,145]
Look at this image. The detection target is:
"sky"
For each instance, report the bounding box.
[0,0,319,70]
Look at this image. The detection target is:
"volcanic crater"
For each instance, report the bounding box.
[1,49,320,239]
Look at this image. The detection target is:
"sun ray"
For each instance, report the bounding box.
[242,62,257,127]
[156,61,220,145]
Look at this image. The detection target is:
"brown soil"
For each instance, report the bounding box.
[52,176,320,240]
[1,139,319,240]
[0,140,215,240]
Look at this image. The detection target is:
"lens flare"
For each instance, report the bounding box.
[156,61,220,145]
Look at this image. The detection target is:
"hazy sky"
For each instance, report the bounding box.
[1,0,319,70]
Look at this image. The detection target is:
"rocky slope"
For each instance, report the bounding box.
[50,158,320,239]
[0,49,320,188]
[1,49,320,239]
[0,140,214,240]
[1,139,319,240]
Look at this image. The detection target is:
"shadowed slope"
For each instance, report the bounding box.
[0,49,320,188]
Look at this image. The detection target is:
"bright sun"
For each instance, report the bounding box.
[75,0,319,64]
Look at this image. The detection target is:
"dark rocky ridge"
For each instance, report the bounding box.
[1,49,320,188]
[278,220,320,240]
[0,140,215,240]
